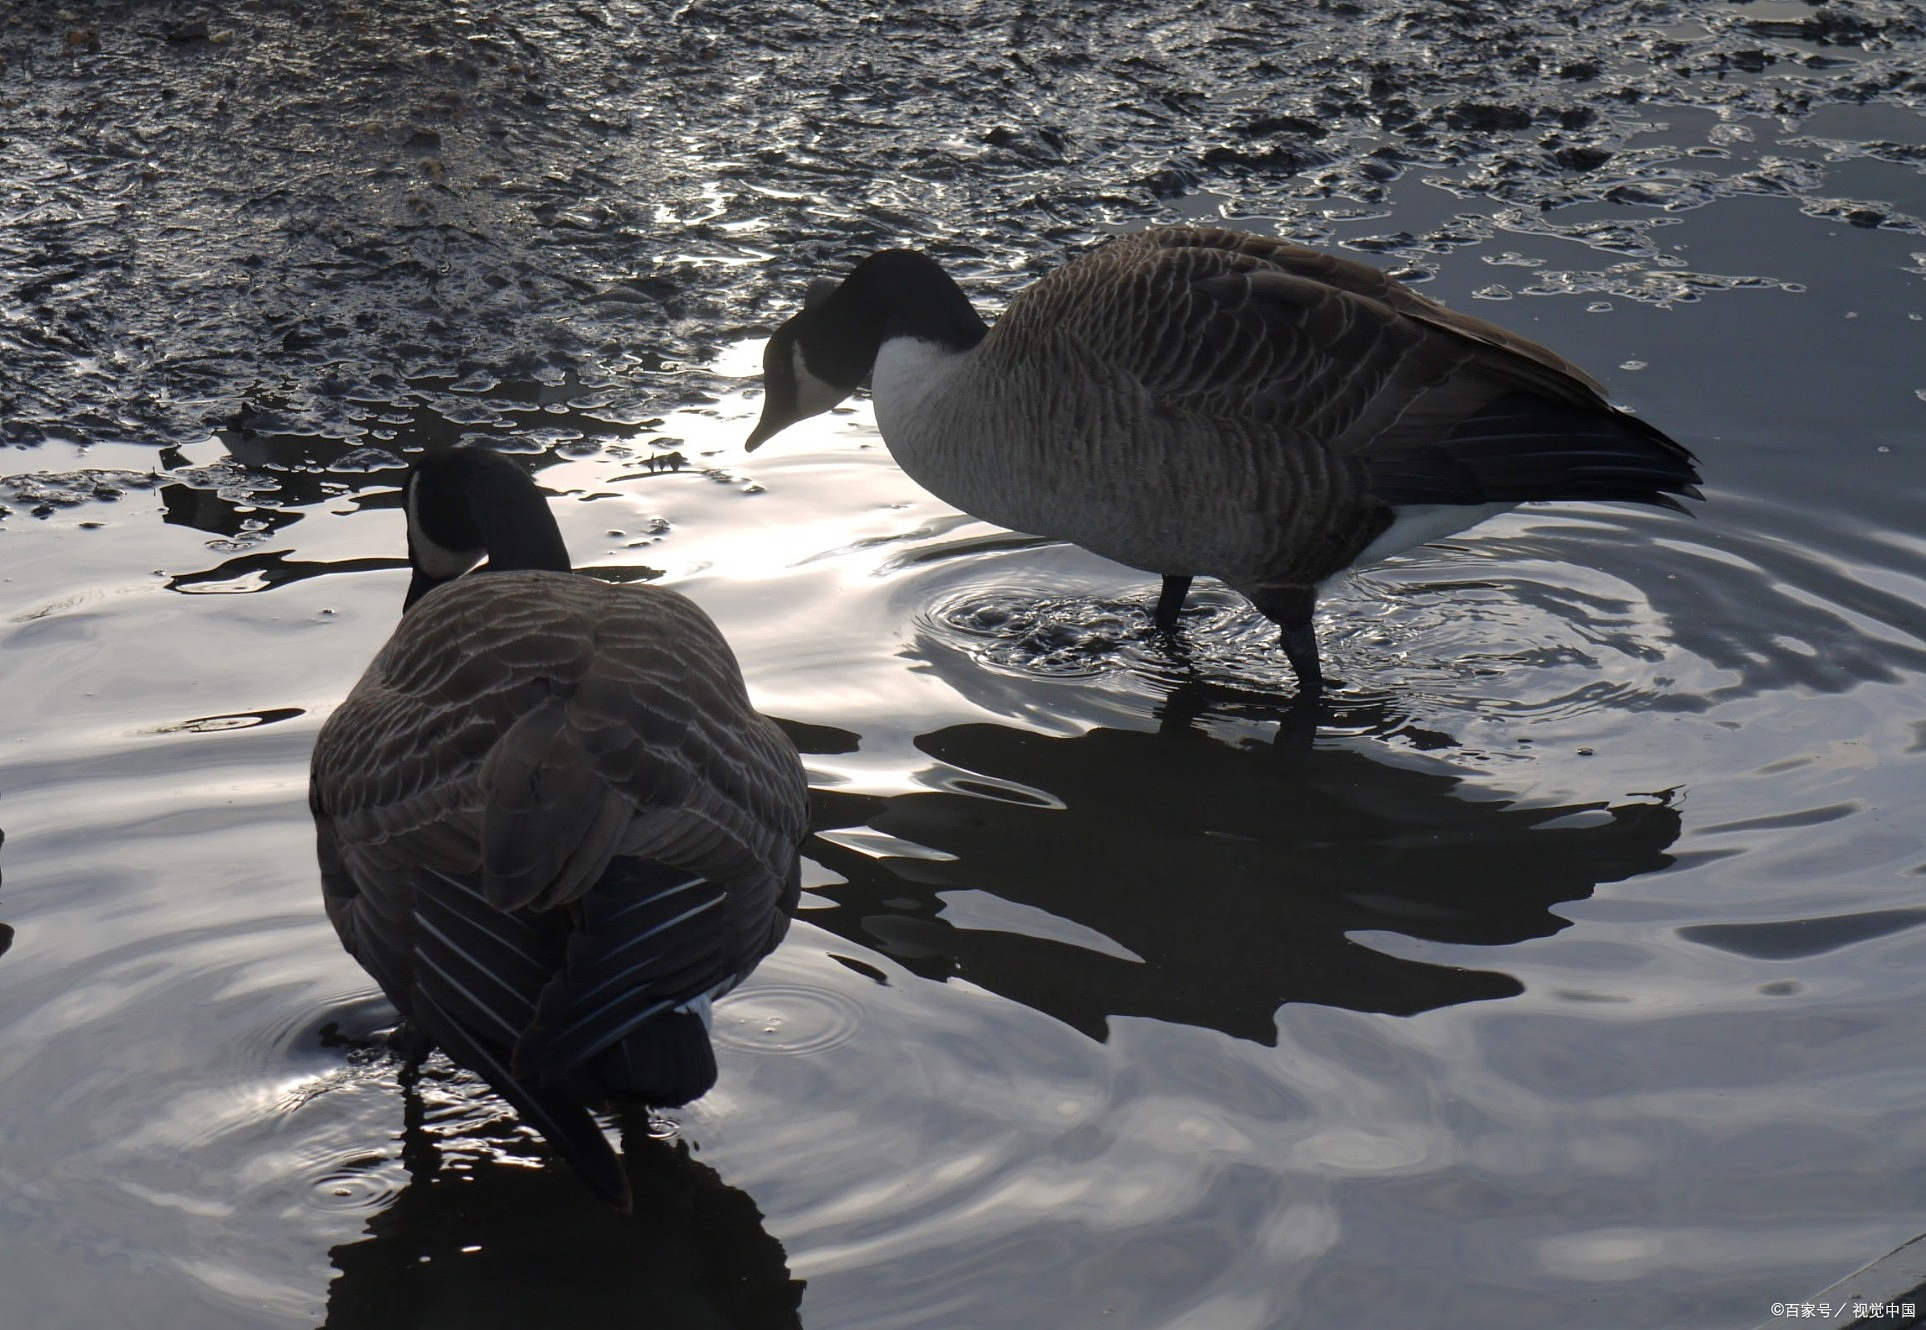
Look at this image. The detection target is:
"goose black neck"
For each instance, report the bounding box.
[405,448,572,609]
[478,483,572,572]
[833,249,989,353]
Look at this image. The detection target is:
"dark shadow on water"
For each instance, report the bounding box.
[1683,907,1926,961]
[323,1077,803,1330]
[804,687,1681,1043]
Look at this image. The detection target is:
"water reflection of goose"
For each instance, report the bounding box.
[747,226,1701,693]
[804,691,1680,1042]
[323,1086,802,1329]
[309,446,808,1208]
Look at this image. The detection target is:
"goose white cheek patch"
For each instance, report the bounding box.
[792,344,851,419]
[405,481,485,580]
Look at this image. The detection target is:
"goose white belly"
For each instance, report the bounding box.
[1339,501,1516,577]
[871,336,1265,574]
[870,336,1004,509]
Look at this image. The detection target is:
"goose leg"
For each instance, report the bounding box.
[1250,586,1324,694]
[387,1019,435,1065]
[1281,623,1324,695]
[1153,575,1192,630]
[396,1038,441,1190]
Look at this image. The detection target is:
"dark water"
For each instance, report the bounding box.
[4,1,1926,1326]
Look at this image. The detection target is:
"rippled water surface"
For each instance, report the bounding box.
[4,2,1926,1327]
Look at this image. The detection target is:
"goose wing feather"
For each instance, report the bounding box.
[313,572,806,910]
[1006,227,1694,510]
[1146,228,1610,399]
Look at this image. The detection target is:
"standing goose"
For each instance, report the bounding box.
[747,226,1701,692]
[310,446,808,1208]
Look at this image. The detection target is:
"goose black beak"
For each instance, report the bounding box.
[745,409,784,452]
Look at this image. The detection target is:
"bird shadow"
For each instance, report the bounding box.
[792,677,1680,1044]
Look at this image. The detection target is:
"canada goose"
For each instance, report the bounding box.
[747,226,1701,692]
[309,446,808,1208]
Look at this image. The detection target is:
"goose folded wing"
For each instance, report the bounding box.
[1121,233,1699,511]
[1068,236,1477,455]
[556,591,810,892]
[1143,227,1613,403]
[385,858,634,1207]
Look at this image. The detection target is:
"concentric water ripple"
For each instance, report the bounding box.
[714,982,867,1057]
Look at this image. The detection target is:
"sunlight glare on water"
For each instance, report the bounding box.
[4,2,1926,1327]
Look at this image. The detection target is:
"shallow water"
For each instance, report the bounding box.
[4,2,1926,1327]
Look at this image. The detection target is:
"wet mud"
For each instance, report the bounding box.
[3,0,1922,463]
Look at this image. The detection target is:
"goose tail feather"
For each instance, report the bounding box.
[1368,392,1702,510]
[412,990,632,1210]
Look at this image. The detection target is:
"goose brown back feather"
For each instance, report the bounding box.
[314,574,803,915]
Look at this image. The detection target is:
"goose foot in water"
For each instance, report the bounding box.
[1280,624,1324,695]
[386,1020,434,1065]
[1152,574,1193,631]
[1249,585,1324,694]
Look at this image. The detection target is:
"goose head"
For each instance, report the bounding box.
[402,446,572,609]
[746,249,988,451]
[743,295,869,451]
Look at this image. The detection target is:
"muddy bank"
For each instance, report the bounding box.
[1,0,1920,457]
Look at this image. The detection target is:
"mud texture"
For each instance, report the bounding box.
[1,0,1922,454]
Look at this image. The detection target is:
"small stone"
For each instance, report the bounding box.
[1553,145,1612,172]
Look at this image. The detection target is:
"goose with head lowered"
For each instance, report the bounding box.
[747,226,1701,693]
[309,445,808,1209]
